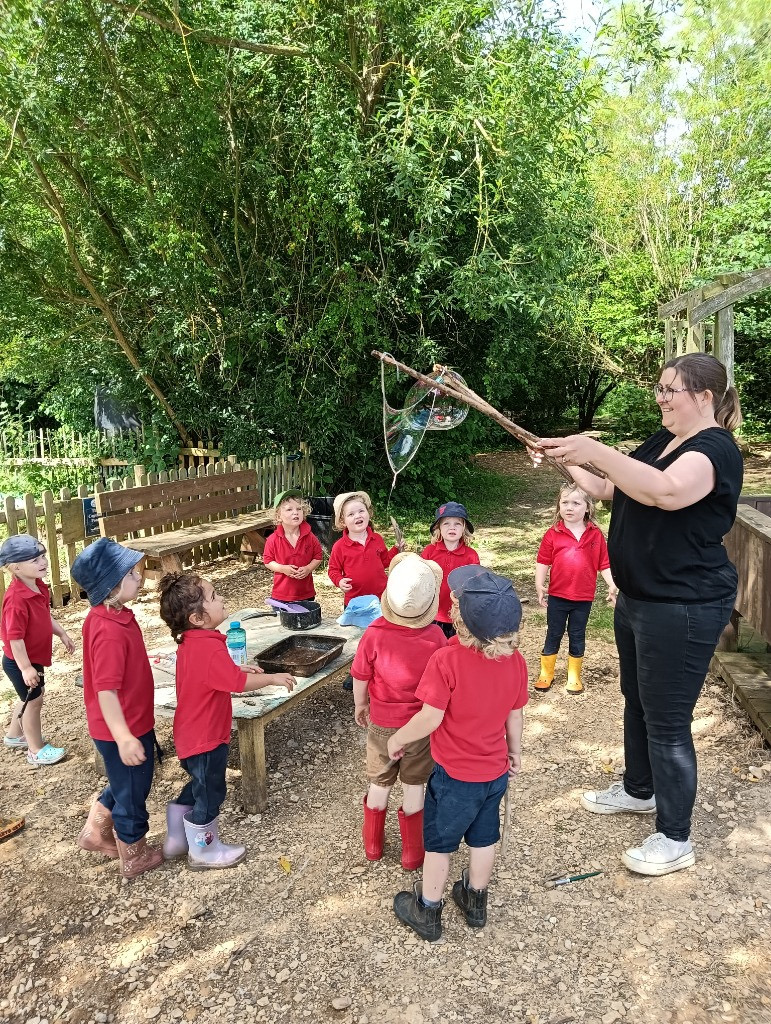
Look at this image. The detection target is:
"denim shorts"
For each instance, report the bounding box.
[423,763,509,853]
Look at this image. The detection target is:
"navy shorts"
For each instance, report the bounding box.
[423,763,509,853]
[2,655,45,702]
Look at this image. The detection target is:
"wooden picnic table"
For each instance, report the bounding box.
[152,611,363,812]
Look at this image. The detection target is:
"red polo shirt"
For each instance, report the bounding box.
[351,617,447,727]
[262,522,323,602]
[416,643,528,782]
[536,521,610,602]
[1,578,53,666]
[82,605,154,741]
[420,541,481,622]
[174,629,248,759]
[328,528,397,605]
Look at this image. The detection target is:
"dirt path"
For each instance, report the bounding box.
[1,452,769,1024]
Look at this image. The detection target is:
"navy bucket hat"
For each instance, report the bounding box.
[71,538,144,606]
[0,534,46,567]
[448,565,522,642]
[430,501,474,534]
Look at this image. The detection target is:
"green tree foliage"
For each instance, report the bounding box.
[0,0,599,493]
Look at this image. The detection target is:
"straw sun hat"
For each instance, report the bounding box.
[333,491,373,531]
[380,553,443,629]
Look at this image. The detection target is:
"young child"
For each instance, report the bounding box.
[328,491,403,606]
[387,566,528,942]
[351,553,447,869]
[71,538,164,879]
[420,501,480,638]
[1,534,74,765]
[159,572,295,870]
[262,489,323,603]
[534,483,617,694]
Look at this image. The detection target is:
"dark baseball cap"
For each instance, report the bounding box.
[430,501,474,534]
[448,565,522,642]
[0,534,46,567]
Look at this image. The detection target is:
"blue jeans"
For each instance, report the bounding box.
[94,730,156,844]
[543,596,592,656]
[615,592,734,841]
[423,764,508,853]
[176,744,230,824]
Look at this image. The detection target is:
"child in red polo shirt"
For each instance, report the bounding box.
[159,572,295,870]
[1,534,74,766]
[262,490,323,603]
[387,566,528,942]
[420,501,480,639]
[328,491,402,605]
[534,484,617,694]
[71,538,164,880]
[351,553,446,869]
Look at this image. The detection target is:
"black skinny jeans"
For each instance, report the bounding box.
[543,596,592,656]
[615,591,734,842]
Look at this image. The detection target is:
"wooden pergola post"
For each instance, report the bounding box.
[658,268,771,386]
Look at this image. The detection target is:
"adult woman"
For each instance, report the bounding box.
[535,353,743,876]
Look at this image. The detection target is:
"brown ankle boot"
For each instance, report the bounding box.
[77,800,119,858]
[114,833,164,879]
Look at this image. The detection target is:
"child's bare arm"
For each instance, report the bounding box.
[387,704,444,760]
[263,559,294,577]
[243,671,295,693]
[600,568,618,605]
[97,690,145,766]
[9,638,39,687]
[505,708,523,776]
[50,614,75,653]
[352,676,369,727]
[535,563,549,608]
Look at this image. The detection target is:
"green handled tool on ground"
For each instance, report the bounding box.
[545,870,602,889]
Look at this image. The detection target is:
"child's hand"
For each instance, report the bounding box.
[118,736,146,766]
[59,631,75,655]
[508,751,521,777]
[264,673,295,692]
[537,588,548,609]
[338,577,353,592]
[22,665,40,688]
[386,734,404,761]
[354,702,369,728]
[396,539,406,553]
[293,564,312,579]
[243,665,264,674]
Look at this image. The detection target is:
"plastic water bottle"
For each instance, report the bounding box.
[226,621,248,666]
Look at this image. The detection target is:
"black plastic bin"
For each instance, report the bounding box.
[307,496,343,555]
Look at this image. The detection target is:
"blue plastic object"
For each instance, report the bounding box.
[226,621,248,666]
[337,595,382,629]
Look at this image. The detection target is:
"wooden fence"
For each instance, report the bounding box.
[0,447,315,607]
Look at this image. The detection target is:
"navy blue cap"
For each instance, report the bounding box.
[71,538,144,606]
[448,565,522,642]
[430,501,474,534]
[0,534,46,567]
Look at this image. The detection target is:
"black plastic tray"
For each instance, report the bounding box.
[254,634,346,676]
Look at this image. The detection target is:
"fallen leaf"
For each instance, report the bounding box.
[278,856,291,873]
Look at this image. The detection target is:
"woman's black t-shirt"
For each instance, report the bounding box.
[607,427,743,603]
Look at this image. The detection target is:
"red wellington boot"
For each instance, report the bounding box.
[362,796,387,861]
[397,807,425,871]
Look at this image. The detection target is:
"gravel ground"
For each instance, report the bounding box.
[1,451,769,1024]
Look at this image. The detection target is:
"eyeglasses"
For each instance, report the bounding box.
[653,384,691,401]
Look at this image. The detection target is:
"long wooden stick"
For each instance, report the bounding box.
[373,351,605,481]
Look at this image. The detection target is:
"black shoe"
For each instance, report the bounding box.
[342,674,353,691]
[393,882,443,942]
[452,868,488,928]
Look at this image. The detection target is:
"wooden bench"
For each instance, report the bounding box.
[96,469,274,573]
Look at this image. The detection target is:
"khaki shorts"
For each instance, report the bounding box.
[366,723,434,787]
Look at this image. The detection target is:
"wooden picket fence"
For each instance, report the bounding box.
[0,447,315,607]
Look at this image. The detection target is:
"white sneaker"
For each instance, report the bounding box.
[580,781,656,815]
[622,832,695,876]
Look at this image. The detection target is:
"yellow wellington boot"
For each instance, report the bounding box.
[535,654,558,691]
[566,655,584,694]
